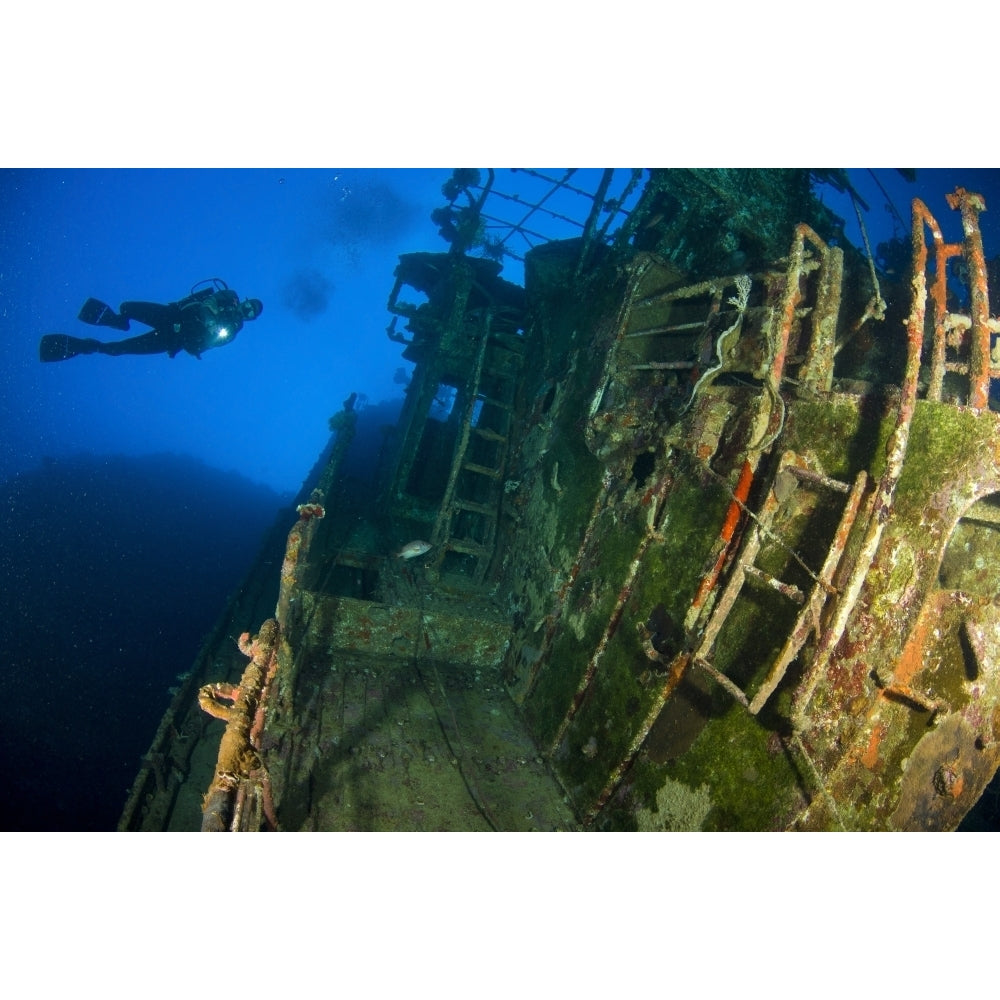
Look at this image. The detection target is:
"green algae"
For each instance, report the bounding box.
[653,701,802,831]
[893,400,998,522]
[542,468,734,807]
[784,393,885,481]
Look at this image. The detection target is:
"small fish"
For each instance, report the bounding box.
[396,539,432,559]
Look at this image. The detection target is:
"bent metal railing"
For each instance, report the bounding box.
[439,168,646,266]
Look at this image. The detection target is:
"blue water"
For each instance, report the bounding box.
[1,168,455,830]
[0,453,286,829]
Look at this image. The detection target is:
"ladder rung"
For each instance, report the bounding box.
[627,320,709,338]
[488,334,526,353]
[630,361,697,372]
[742,563,805,604]
[786,465,851,494]
[473,427,507,443]
[463,462,502,478]
[453,499,496,516]
[692,656,749,707]
[447,538,490,557]
[477,395,513,411]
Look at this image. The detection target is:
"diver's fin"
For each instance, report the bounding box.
[39,334,103,362]
[77,297,129,330]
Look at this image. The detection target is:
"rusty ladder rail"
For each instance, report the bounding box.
[689,450,867,714]
[925,188,996,408]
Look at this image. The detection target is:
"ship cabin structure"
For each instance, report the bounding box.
[120,169,1000,832]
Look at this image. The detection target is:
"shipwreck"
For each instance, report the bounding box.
[119,169,1000,831]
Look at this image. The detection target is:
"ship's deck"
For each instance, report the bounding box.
[168,648,575,832]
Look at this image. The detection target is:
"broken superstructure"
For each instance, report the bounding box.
[119,169,1000,831]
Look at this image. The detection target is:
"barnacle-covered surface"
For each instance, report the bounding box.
[120,170,1000,831]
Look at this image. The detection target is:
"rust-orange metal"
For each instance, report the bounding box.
[198,618,280,831]
[688,459,754,617]
[769,224,830,389]
[946,188,991,409]
[916,195,963,403]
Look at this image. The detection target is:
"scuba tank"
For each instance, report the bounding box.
[182,278,238,315]
[188,277,229,302]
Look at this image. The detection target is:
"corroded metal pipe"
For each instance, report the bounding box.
[769,223,831,391]
[198,618,280,831]
[793,198,932,726]
[946,187,990,409]
[277,495,325,626]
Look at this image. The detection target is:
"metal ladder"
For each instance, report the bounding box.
[691,449,868,714]
[917,189,998,409]
[430,317,524,583]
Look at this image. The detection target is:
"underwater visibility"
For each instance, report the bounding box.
[17,168,1000,832]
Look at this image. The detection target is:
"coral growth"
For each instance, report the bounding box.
[635,777,712,832]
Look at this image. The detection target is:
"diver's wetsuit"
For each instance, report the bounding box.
[39,283,261,362]
[95,289,247,358]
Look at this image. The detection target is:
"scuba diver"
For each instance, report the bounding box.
[39,278,263,362]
